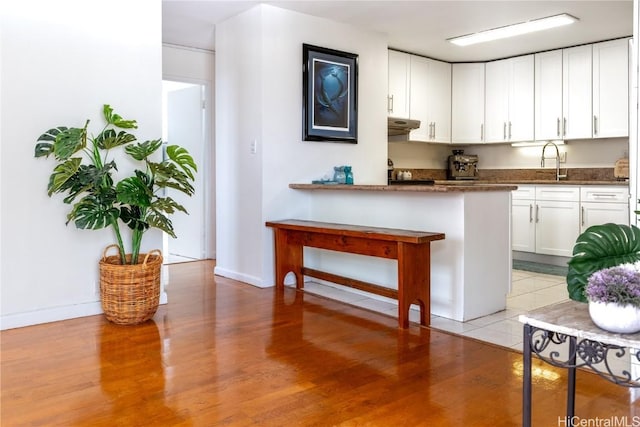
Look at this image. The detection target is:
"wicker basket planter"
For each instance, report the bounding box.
[99,245,163,325]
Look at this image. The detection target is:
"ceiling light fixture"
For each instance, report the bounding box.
[448,13,578,47]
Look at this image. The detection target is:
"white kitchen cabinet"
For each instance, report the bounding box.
[580,186,630,231]
[409,55,451,143]
[536,198,580,257]
[485,55,534,143]
[534,50,563,140]
[388,50,410,118]
[451,63,485,144]
[592,39,629,138]
[562,45,593,139]
[511,186,580,257]
[511,186,537,253]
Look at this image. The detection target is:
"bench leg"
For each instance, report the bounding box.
[397,242,431,328]
[273,229,303,290]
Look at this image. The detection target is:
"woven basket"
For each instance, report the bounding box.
[99,245,163,325]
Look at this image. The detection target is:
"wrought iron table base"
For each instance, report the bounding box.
[523,324,640,427]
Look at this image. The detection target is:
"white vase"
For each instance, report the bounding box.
[588,300,640,334]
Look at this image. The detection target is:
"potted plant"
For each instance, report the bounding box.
[567,223,640,302]
[35,105,197,324]
[584,262,640,333]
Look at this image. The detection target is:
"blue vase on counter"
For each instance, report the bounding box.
[344,166,353,185]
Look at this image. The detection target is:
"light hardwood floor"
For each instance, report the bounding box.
[1,260,637,426]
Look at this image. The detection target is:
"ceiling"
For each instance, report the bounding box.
[162,1,633,62]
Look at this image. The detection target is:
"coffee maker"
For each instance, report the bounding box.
[447,150,478,180]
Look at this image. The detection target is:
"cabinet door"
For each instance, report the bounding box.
[512,199,536,252]
[593,39,629,138]
[562,45,593,139]
[535,200,580,257]
[581,202,630,232]
[451,63,485,144]
[535,50,563,140]
[388,50,410,118]
[408,55,430,141]
[428,59,452,143]
[508,55,534,142]
[484,59,509,142]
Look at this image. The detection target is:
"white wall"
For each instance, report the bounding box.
[162,44,216,258]
[214,5,388,287]
[0,0,163,329]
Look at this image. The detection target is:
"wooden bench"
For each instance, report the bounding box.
[265,219,445,329]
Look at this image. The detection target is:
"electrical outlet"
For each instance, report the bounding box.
[250,139,257,154]
[559,152,567,163]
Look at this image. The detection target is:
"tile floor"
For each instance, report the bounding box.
[304,268,569,350]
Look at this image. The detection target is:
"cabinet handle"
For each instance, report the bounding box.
[581,206,585,227]
[591,193,617,199]
[388,95,394,113]
[593,115,598,136]
[480,124,484,141]
[508,121,512,140]
[503,122,506,140]
[535,204,539,223]
[431,122,435,139]
[529,204,533,223]
[563,117,567,136]
[556,118,560,137]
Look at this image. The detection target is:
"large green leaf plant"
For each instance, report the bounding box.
[35,105,197,265]
[567,223,640,302]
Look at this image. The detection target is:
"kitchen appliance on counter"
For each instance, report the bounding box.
[447,150,479,180]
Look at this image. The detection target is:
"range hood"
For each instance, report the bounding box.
[388,117,421,136]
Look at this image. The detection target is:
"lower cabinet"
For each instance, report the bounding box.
[580,186,630,231]
[512,185,629,257]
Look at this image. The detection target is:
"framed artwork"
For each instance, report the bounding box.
[302,44,358,143]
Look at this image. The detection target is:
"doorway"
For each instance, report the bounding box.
[162,80,212,263]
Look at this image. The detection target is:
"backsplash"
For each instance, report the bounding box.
[394,167,624,182]
[389,137,629,170]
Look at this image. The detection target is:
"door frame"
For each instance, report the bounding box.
[162,75,215,260]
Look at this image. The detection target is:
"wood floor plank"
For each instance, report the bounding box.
[1,260,637,426]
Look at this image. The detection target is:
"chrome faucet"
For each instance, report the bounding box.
[540,141,567,181]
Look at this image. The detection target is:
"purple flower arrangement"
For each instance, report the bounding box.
[584,262,640,309]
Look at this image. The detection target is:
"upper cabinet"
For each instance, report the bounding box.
[388,50,410,118]
[534,40,629,140]
[592,38,629,138]
[534,50,563,140]
[562,44,593,139]
[387,50,452,143]
[409,55,451,143]
[484,55,534,143]
[451,63,485,144]
[390,38,629,145]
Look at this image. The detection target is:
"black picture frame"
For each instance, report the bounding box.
[302,44,358,143]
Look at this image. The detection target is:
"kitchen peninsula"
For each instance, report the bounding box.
[288,182,517,322]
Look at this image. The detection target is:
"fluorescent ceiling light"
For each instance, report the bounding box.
[448,13,578,47]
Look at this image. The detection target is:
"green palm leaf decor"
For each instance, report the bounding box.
[35,104,197,265]
[567,223,640,302]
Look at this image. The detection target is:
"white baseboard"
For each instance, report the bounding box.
[213,266,270,288]
[1,291,168,330]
